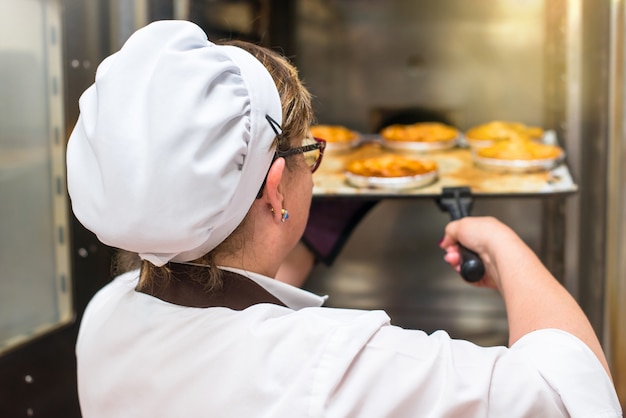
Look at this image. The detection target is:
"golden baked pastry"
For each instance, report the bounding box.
[380,122,458,142]
[310,125,358,143]
[465,121,543,142]
[476,136,563,160]
[346,155,438,178]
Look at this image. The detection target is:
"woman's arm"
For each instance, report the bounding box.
[440,216,612,378]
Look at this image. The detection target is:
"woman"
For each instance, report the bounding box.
[67,21,621,417]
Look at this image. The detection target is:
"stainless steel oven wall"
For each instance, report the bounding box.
[606,0,626,405]
[0,0,72,355]
[296,0,546,132]
[295,0,548,344]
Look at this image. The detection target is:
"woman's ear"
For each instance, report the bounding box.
[264,157,286,220]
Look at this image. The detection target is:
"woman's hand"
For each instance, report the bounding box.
[439,216,528,292]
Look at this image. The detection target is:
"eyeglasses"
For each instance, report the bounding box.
[266,115,326,173]
[275,136,326,173]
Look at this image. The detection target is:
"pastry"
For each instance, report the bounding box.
[465,121,544,143]
[476,135,562,160]
[310,125,358,143]
[346,155,438,178]
[380,122,458,142]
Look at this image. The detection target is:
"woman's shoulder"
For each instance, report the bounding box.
[96,269,140,299]
[80,270,140,320]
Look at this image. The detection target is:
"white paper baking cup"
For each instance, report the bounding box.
[473,150,565,173]
[464,137,496,149]
[324,137,361,152]
[381,136,459,152]
[345,169,438,189]
[465,130,549,149]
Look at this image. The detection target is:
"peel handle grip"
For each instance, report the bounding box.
[437,187,485,282]
[458,245,485,282]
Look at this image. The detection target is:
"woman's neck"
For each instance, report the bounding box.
[214,253,280,280]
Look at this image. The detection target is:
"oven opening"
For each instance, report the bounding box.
[369,106,453,132]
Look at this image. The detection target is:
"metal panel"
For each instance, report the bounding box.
[606,0,626,406]
[575,0,612,338]
[0,0,115,416]
[0,0,71,355]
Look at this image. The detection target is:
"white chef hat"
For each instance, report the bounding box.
[66,20,282,266]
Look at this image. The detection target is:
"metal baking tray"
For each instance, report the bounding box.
[312,141,577,198]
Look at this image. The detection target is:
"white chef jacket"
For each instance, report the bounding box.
[76,268,622,418]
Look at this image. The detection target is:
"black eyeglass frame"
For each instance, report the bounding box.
[256,115,327,199]
[275,139,326,173]
[265,115,326,174]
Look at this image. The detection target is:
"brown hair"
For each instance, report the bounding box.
[123,40,314,293]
